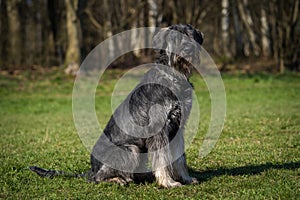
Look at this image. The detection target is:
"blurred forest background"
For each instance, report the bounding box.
[0,0,299,74]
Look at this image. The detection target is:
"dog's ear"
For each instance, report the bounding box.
[153,28,169,50]
[194,30,204,45]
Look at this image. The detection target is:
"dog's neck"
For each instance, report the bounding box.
[156,51,192,79]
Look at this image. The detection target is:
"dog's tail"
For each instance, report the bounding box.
[29,166,90,179]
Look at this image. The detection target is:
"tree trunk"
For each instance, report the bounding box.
[269,1,278,64]
[65,0,82,69]
[277,0,285,73]
[103,0,114,60]
[278,26,284,73]
[148,1,157,27]
[221,0,231,58]
[232,0,244,58]
[147,0,157,39]
[41,0,55,66]
[237,0,260,56]
[6,0,22,66]
[288,0,299,69]
[0,0,8,67]
[260,7,270,57]
[34,2,43,64]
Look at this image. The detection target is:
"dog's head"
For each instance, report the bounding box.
[153,24,204,78]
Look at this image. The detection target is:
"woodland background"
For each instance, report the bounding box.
[0,0,299,73]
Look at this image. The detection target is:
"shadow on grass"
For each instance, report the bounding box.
[190,161,300,182]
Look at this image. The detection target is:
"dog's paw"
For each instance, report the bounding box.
[181,176,199,185]
[186,177,199,185]
[107,177,129,186]
[159,180,182,188]
[190,177,199,184]
[169,181,182,188]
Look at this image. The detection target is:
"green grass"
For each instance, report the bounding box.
[0,69,299,199]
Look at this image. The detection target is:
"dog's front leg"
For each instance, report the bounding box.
[150,145,181,187]
[154,167,182,188]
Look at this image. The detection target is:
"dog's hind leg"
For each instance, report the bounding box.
[172,154,198,184]
[93,144,140,185]
[93,164,133,185]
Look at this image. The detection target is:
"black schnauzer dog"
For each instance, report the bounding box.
[30,24,204,188]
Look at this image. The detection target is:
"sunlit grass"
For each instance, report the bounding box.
[0,70,299,199]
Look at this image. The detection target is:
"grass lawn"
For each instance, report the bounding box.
[0,69,299,199]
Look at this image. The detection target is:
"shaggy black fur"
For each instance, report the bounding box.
[30,24,204,188]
